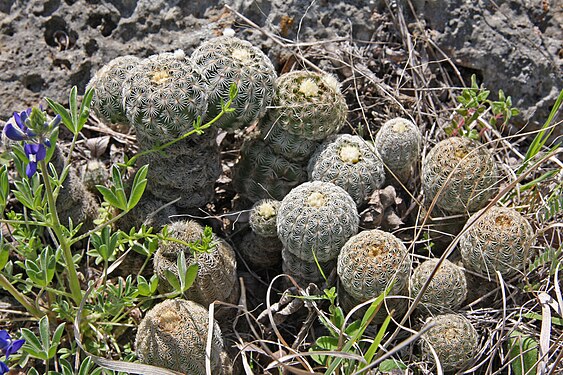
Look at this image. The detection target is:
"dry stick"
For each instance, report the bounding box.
[382,149,561,352]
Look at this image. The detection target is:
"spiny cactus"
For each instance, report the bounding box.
[192,36,277,131]
[410,258,467,314]
[459,206,535,278]
[153,220,239,310]
[135,298,224,375]
[249,199,281,238]
[282,248,335,287]
[80,159,109,194]
[260,119,320,162]
[121,50,208,148]
[238,232,282,269]
[337,229,411,301]
[419,314,479,372]
[271,71,348,141]
[277,181,359,263]
[308,134,386,206]
[232,138,307,202]
[374,117,421,182]
[422,137,499,214]
[88,55,141,127]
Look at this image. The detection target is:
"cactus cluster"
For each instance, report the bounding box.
[277,181,359,263]
[419,313,479,372]
[192,36,277,131]
[281,247,335,286]
[422,137,499,214]
[135,298,224,375]
[308,134,385,206]
[374,117,421,182]
[410,258,467,313]
[459,206,535,278]
[153,220,239,310]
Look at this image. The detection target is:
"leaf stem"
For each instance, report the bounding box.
[0,273,45,317]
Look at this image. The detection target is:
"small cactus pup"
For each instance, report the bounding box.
[153,220,239,313]
[87,55,141,129]
[410,258,467,314]
[337,229,412,302]
[249,199,281,238]
[135,298,224,375]
[374,117,422,182]
[459,206,535,278]
[192,36,277,131]
[419,313,479,372]
[421,137,499,214]
[277,181,359,263]
[272,70,348,141]
[121,50,209,148]
[308,134,386,206]
[239,232,282,269]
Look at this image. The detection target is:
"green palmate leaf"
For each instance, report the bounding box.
[27,368,41,375]
[310,336,340,365]
[45,98,73,132]
[508,331,538,375]
[378,359,407,372]
[25,247,56,287]
[127,164,148,211]
[78,87,94,131]
[0,239,9,271]
[164,269,181,292]
[97,185,124,210]
[0,165,9,207]
[183,263,199,292]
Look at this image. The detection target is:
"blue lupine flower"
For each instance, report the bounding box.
[0,330,25,360]
[3,109,34,141]
[23,143,47,178]
[0,360,9,375]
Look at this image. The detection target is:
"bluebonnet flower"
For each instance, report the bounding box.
[0,330,25,359]
[3,107,60,177]
[0,361,8,375]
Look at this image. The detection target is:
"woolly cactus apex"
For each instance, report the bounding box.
[192,36,277,131]
[122,50,208,148]
[277,181,359,263]
[239,232,282,269]
[410,258,467,314]
[422,137,499,214]
[375,117,422,181]
[419,314,479,372]
[272,70,348,141]
[308,134,386,206]
[282,248,335,287]
[459,206,535,278]
[260,120,319,162]
[153,220,238,309]
[337,229,411,301]
[249,199,281,238]
[135,298,224,375]
[232,138,307,201]
[88,55,140,127]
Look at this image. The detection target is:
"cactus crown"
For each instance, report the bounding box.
[249,199,281,238]
[374,117,421,175]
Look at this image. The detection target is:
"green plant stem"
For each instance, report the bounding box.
[70,210,128,245]
[0,219,51,227]
[0,273,45,317]
[40,160,83,305]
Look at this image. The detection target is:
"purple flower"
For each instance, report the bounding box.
[0,361,8,375]
[3,109,34,141]
[23,143,47,178]
[0,330,25,360]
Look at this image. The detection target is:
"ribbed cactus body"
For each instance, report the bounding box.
[232,138,307,201]
[375,117,421,181]
[192,36,277,131]
[88,55,140,126]
[249,199,281,238]
[281,248,335,286]
[419,314,479,372]
[410,259,467,313]
[459,206,535,278]
[135,299,224,375]
[337,229,411,301]
[308,134,385,206]
[422,137,498,214]
[239,232,282,269]
[260,119,319,162]
[153,221,238,309]
[272,71,347,141]
[122,51,208,148]
[277,181,359,263]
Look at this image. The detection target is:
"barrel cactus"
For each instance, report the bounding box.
[260,119,319,162]
[153,220,239,309]
[232,138,307,202]
[87,55,140,127]
[308,134,386,206]
[277,181,359,263]
[459,206,535,278]
[192,36,277,131]
[374,117,421,182]
[238,232,282,269]
[121,50,208,148]
[419,314,479,372]
[249,199,281,238]
[421,137,499,214]
[271,71,348,141]
[410,258,467,313]
[337,229,411,301]
[135,298,224,375]
[282,248,335,287]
